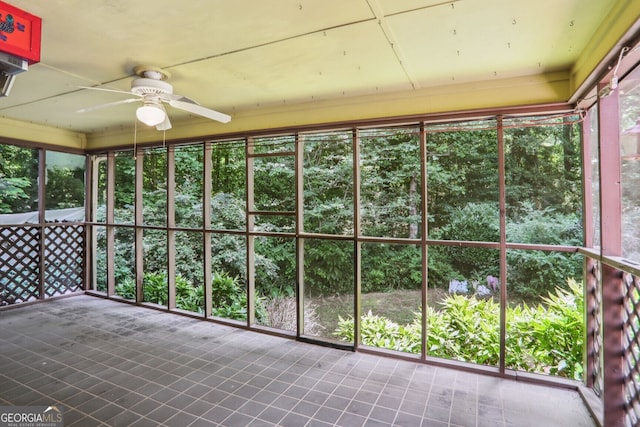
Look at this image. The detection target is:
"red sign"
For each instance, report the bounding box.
[0,1,41,64]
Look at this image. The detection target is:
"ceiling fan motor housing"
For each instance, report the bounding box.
[131,78,173,96]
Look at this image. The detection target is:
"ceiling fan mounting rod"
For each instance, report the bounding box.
[133,65,170,80]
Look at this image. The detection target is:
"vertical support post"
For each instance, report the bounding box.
[295,133,305,337]
[599,87,622,253]
[598,82,625,427]
[167,146,176,310]
[38,149,46,299]
[246,138,256,326]
[106,152,116,296]
[135,149,144,304]
[497,116,507,374]
[420,124,428,361]
[203,143,213,318]
[85,155,96,291]
[582,109,594,248]
[581,109,597,389]
[353,129,361,349]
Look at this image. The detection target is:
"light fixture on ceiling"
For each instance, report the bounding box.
[136,102,166,126]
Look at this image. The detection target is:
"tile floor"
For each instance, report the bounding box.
[0,295,596,426]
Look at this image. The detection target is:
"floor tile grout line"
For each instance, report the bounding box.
[0,296,597,427]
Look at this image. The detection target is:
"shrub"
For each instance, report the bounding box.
[432,295,501,365]
[361,244,422,293]
[428,201,583,299]
[142,272,168,305]
[506,203,582,298]
[336,310,421,353]
[507,279,584,377]
[114,271,266,322]
[115,277,136,300]
[334,280,584,379]
[430,202,500,282]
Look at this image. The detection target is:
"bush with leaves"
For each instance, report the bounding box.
[506,202,583,298]
[334,279,584,379]
[361,244,422,293]
[114,270,266,322]
[431,202,500,283]
[506,279,584,377]
[429,201,582,299]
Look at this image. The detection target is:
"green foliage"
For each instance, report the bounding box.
[254,236,295,298]
[115,277,136,300]
[426,249,456,290]
[506,202,582,245]
[360,129,422,238]
[506,203,582,298]
[0,177,31,213]
[45,166,85,209]
[362,244,421,292]
[0,144,38,213]
[429,201,582,298]
[429,203,500,287]
[113,154,136,210]
[175,276,201,312]
[205,271,254,320]
[504,122,582,216]
[114,271,264,321]
[142,272,168,305]
[425,127,499,232]
[91,120,583,304]
[507,279,584,377]
[303,240,353,295]
[334,280,584,379]
[337,310,422,353]
[431,295,501,365]
[253,147,295,213]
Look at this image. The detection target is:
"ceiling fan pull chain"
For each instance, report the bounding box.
[133,119,138,159]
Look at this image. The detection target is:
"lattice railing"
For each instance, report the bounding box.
[0,226,40,305]
[44,225,84,297]
[587,253,640,427]
[586,256,604,397]
[1,224,85,306]
[623,272,640,426]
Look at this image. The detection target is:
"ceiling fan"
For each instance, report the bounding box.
[77,65,231,131]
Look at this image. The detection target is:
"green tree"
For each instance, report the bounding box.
[46,166,85,209]
[0,144,38,213]
[360,128,422,238]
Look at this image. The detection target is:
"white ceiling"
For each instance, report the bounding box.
[0,0,631,144]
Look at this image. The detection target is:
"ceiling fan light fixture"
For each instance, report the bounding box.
[136,103,166,126]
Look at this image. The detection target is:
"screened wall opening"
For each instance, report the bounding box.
[1,146,85,305]
[73,113,586,384]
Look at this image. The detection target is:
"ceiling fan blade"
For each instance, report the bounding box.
[77,98,140,113]
[156,116,172,131]
[161,93,197,103]
[169,99,231,123]
[79,86,136,96]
